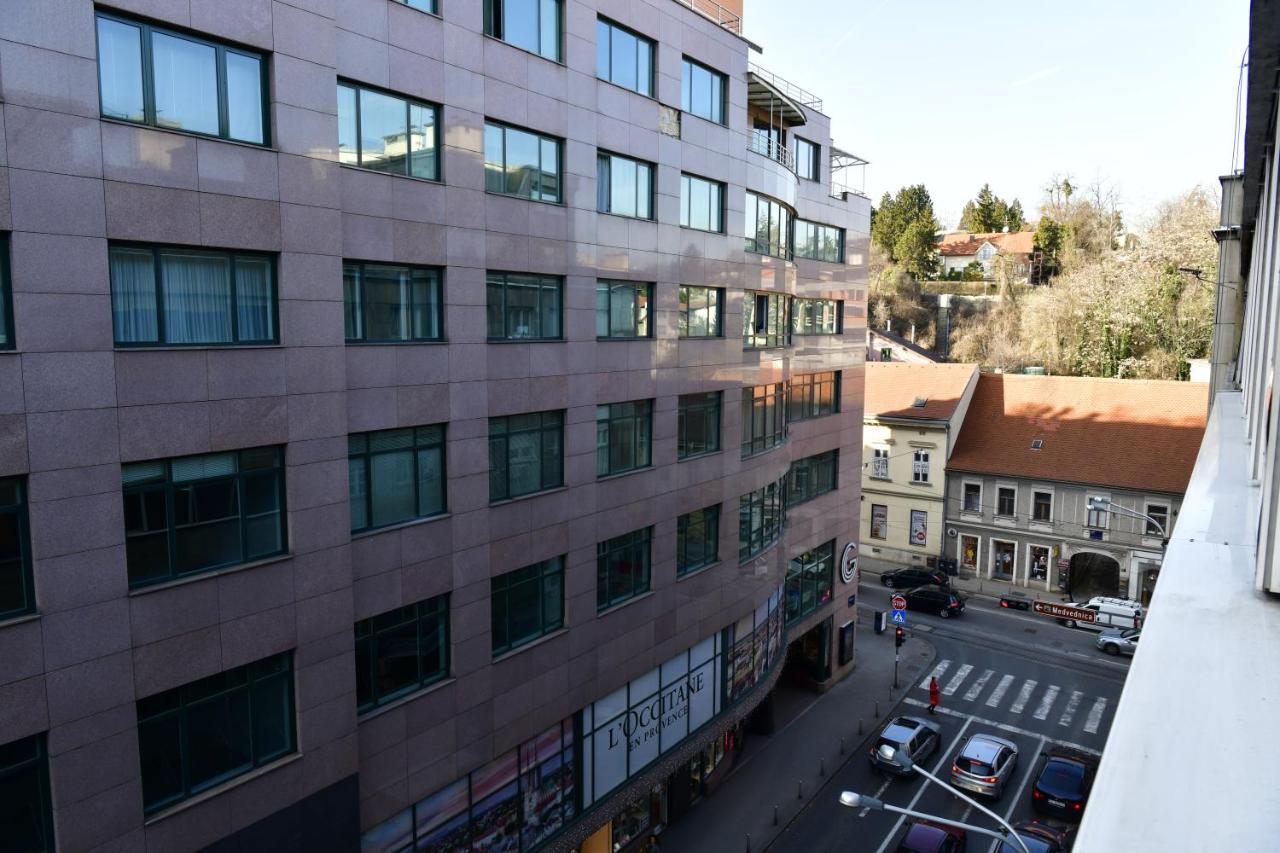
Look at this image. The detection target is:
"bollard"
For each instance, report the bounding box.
[820,757,826,776]
[858,718,864,735]
[875,700,880,717]
[798,779,804,800]
[840,736,846,755]
[746,834,751,853]
[774,804,779,826]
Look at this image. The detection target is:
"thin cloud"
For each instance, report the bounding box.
[1008,65,1065,89]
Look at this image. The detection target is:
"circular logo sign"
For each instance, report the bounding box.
[840,541,858,584]
[891,595,908,611]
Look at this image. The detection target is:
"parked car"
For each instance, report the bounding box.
[998,591,1032,611]
[902,587,966,618]
[1096,628,1140,656]
[996,821,1075,853]
[950,733,1019,798]
[1031,747,1098,820]
[895,820,967,852]
[1059,596,1143,632]
[868,715,942,777]
[882,568,951,590]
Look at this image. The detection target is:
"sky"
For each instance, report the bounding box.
[742,0,1250,230]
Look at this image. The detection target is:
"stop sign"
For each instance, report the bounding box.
[891,595,907,611]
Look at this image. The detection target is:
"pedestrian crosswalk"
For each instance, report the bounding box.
[918,659,1113,736]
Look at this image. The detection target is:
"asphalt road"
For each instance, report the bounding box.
[765,583,1129,852]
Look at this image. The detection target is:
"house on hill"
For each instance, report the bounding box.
[937,231,1036,280]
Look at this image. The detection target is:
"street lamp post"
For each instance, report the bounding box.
[1086,496,1165,537]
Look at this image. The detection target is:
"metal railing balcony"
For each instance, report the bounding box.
[670,0,742,34]
[830,181,869,200]
[748,61,823,111]
[748,134,795,173]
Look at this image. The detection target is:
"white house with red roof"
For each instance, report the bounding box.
[936,230,1036,280]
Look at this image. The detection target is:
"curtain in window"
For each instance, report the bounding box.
[111,247,159,343]
[235,256,273,342]
[162,252,232,343]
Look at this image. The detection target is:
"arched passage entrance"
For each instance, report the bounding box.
[1067,551,1122,600]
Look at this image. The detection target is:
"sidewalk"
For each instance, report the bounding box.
[661,618,935,853]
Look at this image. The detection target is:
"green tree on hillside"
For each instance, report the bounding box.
[958,184,1026,232]
[871,185,940,278]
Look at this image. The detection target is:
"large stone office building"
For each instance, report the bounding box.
[0,0,868,850]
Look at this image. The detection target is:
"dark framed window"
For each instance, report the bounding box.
[596,18,654,96]
[95,11,268,145]
[870,504,888,539]
[596,281,653,338]
[912,450,931,484]
[739,478,786,561]
[788,371,840,422]
[785,540,834,624]
[0,233,12,350]
[741,383,786,458]
[484,0,561,61]
[597,153,654,219]
[123,447,287,589]
[997,487,1016,517]
[489,410,564,501]
[879,347,892,361]
[743,291,790,349]
[792,299,842,335]
[393,0,437,12]
[679,173,725,232]
[109,244,276,346]
[348,426,446,533]
[486,272,563,340]
[337,82,439,180]
[597,527,651,610]
[137,653,295,814]
[484,121,562,202]
[343,262,443,342]
[794,221,845,263]
[1032,490,1053,522]
[597,400,652,476]
[1146,503,1169,536]
[0,733,53,852]
[680,57,725,124]
[963,482,981,512]
[787,450,838,507]
[750,120,785,162]
[745,192,793,259]
[678,391,721,459]
[678,286,723,337]
[677,505,719,576]
[491,556,564,656]
[0,478,34,620]
[793,137,819,181]
[355,595,449,712]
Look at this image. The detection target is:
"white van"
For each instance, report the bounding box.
[1061,596,1143,631]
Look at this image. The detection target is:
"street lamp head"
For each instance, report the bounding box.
[839,791,883,811]
[1087,495,1110,511]
[876,743,915,771]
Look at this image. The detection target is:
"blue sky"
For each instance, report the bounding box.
[742,0,1249,230]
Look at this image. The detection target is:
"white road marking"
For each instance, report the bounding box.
[942,664,973,696]
[986,674,1015,708]
[986,734,1049,853]
[1058,690,1084,727]
[872,717,977,853]
[1034,685,1060,720]
[1010,679,1037,714]
[963,669,995,702]
[921,659,951,690]
[859,773,895,818]
[901,697,1102,757]
[1084,697,1108,734]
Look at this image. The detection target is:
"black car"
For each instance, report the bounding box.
[902,587,966,618]
[1031,747,1098,820]
[997,821,1075,853]
[882,568,950,590]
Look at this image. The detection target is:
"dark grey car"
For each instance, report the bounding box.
[951,733,1019,798]
[869,715,942,776]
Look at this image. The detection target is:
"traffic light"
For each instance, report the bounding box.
[894,626,905,648]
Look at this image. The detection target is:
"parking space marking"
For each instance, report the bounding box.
[901,697,1101,757]
[859,774,895,818]
[1033,685,1059,720]
[920,659,951,690]
[942,664,973,696]
[1083,697,1108,734]
[1009,679,1037,714]
[986,674,1015,708]
[963,669,995,702]
[1058,690,1083,727]
[987,734,1048,853]
[872,717,977,853]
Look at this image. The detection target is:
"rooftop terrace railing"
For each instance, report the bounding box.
[748,61,823,111]
[671,0,742,35]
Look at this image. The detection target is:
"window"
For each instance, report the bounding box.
[1146,503,1169,536]
[394,0,437,12]
[678,391,722,459]
[489,410,564,501]
[743,291,790,348]
[348,426,446,533]
[122,447,286,589]
[912,450,930,484]
[997,486,1016,517]
[794,221,845,263]
[785,540,834,624]
[909,509,928,547]
[739,478,786,561]
[794,137,819,181]
[491,557,564,655]
[745,192,793,259]
[95,12,267,145]
[355,596,449,712]
[0,478,33,620]
[597,527,651,610]
[680,57,725,123]
[337,83,439,180]
[750,120,785,162]
[597,400,653,476]
[1087,502,1109,529]
[741,383,786,457]
[484,122,562,202]
[788,371,840,422]
[879,347,892,362]
[597,153,654,219]
[792,298,842,335]
[963,482,981,513]
[343,262,442,342]
[109,245,276,346]
[0,732,53,852]
[596,18,654,96]
[596,281,653,338]
[484,0,561,61]
[787,450,838,506]
[680,174,725,232]
[677,505,720,575]
[486,272,562,340]
[870,504,888,539]
[1032,491,1053,523]
[871,448,889,480]
[678,286,723,337]
[0,234,11,350]
[137,653,295,813]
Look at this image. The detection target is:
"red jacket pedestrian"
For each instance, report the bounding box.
[928,677,940,714]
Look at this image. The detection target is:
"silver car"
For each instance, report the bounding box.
[868,716,942,777]
[951,733,1019,798]
[1096,628,1141,656]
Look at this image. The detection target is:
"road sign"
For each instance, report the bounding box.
[891,610,907,625]
[891,595,907,611]
[1031,600,1097,623]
